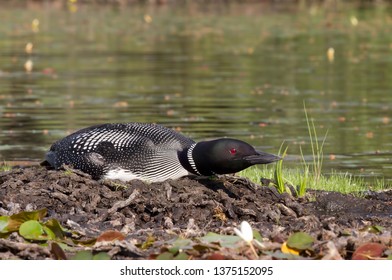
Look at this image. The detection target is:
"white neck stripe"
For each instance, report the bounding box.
[187,143,201,175]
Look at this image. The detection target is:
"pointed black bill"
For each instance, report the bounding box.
[244,151,282,164]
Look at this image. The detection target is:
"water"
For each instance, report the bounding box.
[0,1,391,183]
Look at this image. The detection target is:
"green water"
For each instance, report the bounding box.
[0,1,391,183]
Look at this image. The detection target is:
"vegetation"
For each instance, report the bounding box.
[303,103,328,186]
[240,105,388,195]
[0,208,112,260]
[0,163,11,172]
[240,165,387,194]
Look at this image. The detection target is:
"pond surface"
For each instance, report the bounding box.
[0,1,391,183]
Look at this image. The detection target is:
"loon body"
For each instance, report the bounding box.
[43,123,281,182]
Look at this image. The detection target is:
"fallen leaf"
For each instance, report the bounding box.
[258,122,268,127]
[327,47,335,63]
[7,209,47,231]
[350,16,359,26]
[113,101,128,108]
[338,116,346,122]
[365,131,374,139]
[42,68,56,75]
[24,59,33,73]
[25,42,33,54]
[144,14,152,23]
[32,18,39,32]
[207,253,225,260]
[97,230,125,242]
[281,242,300,255]
[50,242,67,260]
[352,243,386,260]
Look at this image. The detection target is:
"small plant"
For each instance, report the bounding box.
[274,144,288,194]
[303,102,328,186]
[297,145,309,196]
[240,104,331,196]
[0,162,12,172]
[297,164,309,197]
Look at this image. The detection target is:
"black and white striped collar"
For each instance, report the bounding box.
[186,143,201,175]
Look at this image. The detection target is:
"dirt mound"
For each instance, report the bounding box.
[1,166,391,259]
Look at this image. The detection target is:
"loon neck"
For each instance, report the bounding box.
[178,143,202,175]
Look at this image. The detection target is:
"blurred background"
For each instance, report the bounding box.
[0,0,391,183]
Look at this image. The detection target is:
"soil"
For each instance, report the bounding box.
[0,165,391,260]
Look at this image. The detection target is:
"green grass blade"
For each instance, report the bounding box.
[274,145,288,194]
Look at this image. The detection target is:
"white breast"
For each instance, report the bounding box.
[104,168,144,182]
[104,166,190,183]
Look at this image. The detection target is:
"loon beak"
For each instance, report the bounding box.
[244,151,282,164]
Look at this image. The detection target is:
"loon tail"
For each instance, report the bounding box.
[40,151,56,169]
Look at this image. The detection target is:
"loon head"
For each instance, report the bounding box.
[191,138,281,176]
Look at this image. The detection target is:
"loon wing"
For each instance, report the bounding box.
[43,123,195,180]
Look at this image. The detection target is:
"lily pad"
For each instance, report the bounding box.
[93,252,111,260]
[42,225,56,240]
[156,252,174,260]
[71,251,94,260]
[199,232,241,248]
[0,216,10,238]
[7,209,47,232]
[0,216,10,233]
[19,220,46,240]
[168,238,192,254]
[174,252,190,260]
[70,251,110,260]
[44,219,67,239]
[286,232,314,251]
[253,229,263,243]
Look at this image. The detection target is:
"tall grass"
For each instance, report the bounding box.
[303,102,328,186]
[239,104,388,195]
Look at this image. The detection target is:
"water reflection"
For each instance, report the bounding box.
[0,1,391,183]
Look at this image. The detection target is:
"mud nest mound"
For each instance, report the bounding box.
[1,166,391,260]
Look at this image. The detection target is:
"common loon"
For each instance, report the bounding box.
[42,123,281,182]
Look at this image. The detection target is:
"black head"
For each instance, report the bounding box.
[191,138,281,175]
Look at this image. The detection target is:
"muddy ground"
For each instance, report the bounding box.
[0,165,391,260]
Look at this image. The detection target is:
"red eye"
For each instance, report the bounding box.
[229,148,237,155]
